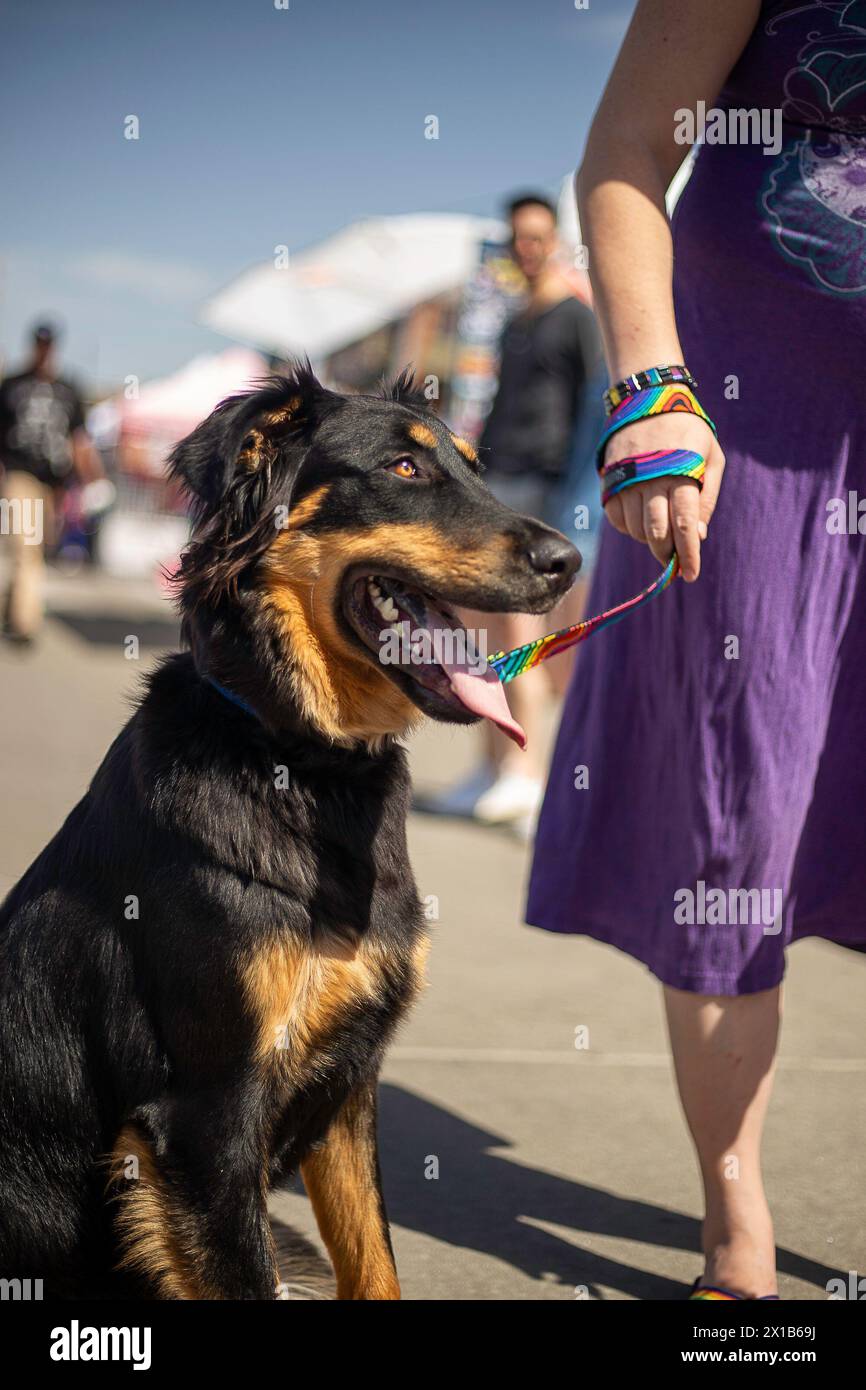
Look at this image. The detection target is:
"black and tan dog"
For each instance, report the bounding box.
[0,365,579,1299]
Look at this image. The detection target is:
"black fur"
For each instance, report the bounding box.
[0,366,579,1298]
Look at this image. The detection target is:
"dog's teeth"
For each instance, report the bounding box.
[368,584,400,622]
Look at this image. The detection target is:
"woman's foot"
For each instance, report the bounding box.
[415,762,497,818]
[701,1214,778,1299]
[473,769,544,826]
[416,765,544,829]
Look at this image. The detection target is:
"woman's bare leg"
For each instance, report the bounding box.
[663,984,781,1297]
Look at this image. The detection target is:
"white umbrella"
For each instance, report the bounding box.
[201,213,507,360]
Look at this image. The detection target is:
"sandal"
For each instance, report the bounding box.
[689,1278,779,1301]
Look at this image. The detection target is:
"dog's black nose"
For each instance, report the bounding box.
[524,530,582,582]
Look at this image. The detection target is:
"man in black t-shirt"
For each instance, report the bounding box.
[480,247,600,495]
[439,194,602,830]
[0,331,85,485]
[0,322,92,643]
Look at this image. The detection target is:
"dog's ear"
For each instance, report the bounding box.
[168,361,334,517]
[382,365,430,412]
[170,365,339,612]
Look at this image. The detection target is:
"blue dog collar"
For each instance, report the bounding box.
[204,676,260,722]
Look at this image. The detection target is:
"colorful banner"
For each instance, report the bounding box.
[446,240,525,442]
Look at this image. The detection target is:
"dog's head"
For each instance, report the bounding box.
[170,365,580,748]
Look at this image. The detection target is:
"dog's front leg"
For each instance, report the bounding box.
[110,1102,278,1300]
[300,1078,400,1300]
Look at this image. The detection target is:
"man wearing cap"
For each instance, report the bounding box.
[0,322,97,643]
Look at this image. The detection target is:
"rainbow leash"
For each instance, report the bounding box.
[488,553,679,684]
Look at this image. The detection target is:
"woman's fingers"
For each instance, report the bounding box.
[605,474,706,577]
[599,416,723,580]
[620,487,646,543]
[642,485,672,565]
[698,442,726,529]
[669,480,702,581]
[604,493,628,535]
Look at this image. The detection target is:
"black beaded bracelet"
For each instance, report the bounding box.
[603,364,698,417]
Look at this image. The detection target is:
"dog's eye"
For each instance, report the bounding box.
[386,458,419,480]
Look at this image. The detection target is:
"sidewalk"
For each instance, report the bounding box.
[1,569,863,1300]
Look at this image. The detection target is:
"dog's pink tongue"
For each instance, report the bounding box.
[421,608,526,749]
[446,665,526,749]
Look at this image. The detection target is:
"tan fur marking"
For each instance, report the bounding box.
[261,522,509,747]
[450,434,478,464]
[282,484,330,531]
[108,1126,204,1299]
[243,927,427,1071]
[246,930,430,1297]
[263,397,302,427]
[237,427,269,472]
[406,421,437,450]
[243,935,385,1068]
[301,1087,401,1299]
[412,930,432,984]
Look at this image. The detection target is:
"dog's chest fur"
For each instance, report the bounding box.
[135,656,427,1161]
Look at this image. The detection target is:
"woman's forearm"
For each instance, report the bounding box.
[577,134,684,384]
[575,0,759,386]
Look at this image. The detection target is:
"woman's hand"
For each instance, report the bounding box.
[601,411,725,582]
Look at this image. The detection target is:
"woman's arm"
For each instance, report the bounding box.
[577,0,760,580]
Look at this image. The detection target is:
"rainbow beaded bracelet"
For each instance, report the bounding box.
[596,383,716,468]
[603,364,698,416]
[483,385,713,685]
[600,447,706,507]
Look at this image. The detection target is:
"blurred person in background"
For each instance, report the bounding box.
[0,321,101,645]
[547,353,608,692]
[432,193,602,831]
[529,0,866,1300]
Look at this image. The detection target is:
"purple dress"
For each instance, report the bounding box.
[527,0,866,994]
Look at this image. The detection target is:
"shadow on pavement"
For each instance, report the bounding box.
[378,1083,839,1300]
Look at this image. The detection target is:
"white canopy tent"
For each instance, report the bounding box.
[200,213,507,360]
[91,347,268,580]
[119,346,269,443]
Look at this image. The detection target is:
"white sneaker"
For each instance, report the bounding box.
[511,807,541,843]
[473,771,544,826]
[418,763,497,818]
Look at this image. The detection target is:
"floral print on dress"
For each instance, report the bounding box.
[763,132,866,291]
[762,1,866,292]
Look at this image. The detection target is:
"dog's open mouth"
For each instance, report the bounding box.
[342,571,526,747]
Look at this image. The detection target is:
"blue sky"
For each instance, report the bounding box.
[1,0,634,389]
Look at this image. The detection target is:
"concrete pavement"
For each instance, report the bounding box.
[1,565,863,1300]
